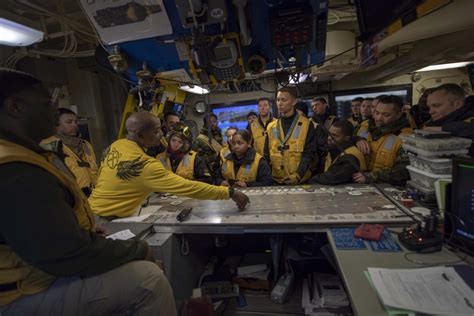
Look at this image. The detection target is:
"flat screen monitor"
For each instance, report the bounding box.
[333,85,411,119]
[172,103,184,114]
[445,157,474,255]
[212,102,259,139]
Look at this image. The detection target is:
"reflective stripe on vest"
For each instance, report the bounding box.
[293,125,301,139]
[160,157,170,169]
[182,154,190,167]
[383,135,397,150]
[359,130,369,139]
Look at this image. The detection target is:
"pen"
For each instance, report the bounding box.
[441,273,451,281]
[465,297,474,310]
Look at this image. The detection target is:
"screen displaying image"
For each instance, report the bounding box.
[453,163,474,241]
[212,103,259,139]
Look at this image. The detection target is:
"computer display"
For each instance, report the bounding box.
[212,102,259,138]
[333,85,411,119]
[172,103,184,114]
[445,157,474,255]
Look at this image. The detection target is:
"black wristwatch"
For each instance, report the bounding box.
[228,187,235,198]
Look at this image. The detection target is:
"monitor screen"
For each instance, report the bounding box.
[446,157,474,255]
[212,103,259,139]
[334,87,410,119]
[172,103,184,114]
[214,46,233,61]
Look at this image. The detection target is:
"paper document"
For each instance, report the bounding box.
[106,229,136,240]
[112,214,150,223]
[368,266,474,315]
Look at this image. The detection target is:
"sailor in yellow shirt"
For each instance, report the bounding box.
[156,123,213,183]
[89,112,249,218]
[42,108,98,196]
[248,97,276,156]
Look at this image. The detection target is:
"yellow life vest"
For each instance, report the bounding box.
[406,113,417,129]
[219,145,231,162]
[157,151,197,180]
[356,119,370,139]
[160,136,168,148]
[367,127,413,171]
[197,133,223,154]
[0,139,95,306]
[250,117,276,156]
[267,114,312,183]
[41,136,98,190]
[221,152,262,182]
[324,145,367,172]
[347,116,360,129]
[311,115,337,130]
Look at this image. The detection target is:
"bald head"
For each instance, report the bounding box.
[126,112,162,148]
[126,112,160,134]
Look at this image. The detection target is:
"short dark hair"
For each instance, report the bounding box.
[234,129,252,143]
[333,120,354,137]
[312,97,327,104]
[164,111,180,121]
[363,97,374,102]
[295,101,309,117]
[247,111,258,119]
[257,97,271,104]
[374,94,387,101]
[278,86,298,99]
[0,68,41,107]
[352,97,364,103]
[203,113,218,125]
[227,126,238,133]
[58,107,77,117]
[377,95,404,111]
[432,83,466,100]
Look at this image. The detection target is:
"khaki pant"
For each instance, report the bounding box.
[0,261,176,316]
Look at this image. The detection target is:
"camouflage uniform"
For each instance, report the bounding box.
[361,118,411,186]
[193,128,223,179]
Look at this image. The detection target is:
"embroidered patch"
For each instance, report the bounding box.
[105,148,122,169]
[116,157,147,181]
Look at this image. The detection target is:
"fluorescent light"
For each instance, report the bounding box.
[289,73,309,84]
[179,85,210,95]
[0,18,43,46]
[416,62,473,72]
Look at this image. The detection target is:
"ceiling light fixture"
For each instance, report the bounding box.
[416,62,473,72]
[289,73,309,84]
[0,17,44,47]
[179,85,210,95]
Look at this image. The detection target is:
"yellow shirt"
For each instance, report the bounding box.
[89,138,229,217]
